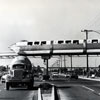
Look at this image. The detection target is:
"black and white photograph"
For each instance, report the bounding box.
[0,0,100,100]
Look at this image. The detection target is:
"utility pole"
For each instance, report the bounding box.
[95,58,97,67]
[81,29,92,77]
[60,55,62,68]
[85,30,89,74]
[70,55,72,73]
[81,29,100,77]
[64,55,66,67]
[43,58,49,75]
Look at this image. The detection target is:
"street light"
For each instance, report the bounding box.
[90,30,100,35]
[81,29,100,77]
[95,58,97,67]
[81,30,92,77]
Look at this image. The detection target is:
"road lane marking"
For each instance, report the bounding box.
[82,85,100,96]
[82,85,94,92]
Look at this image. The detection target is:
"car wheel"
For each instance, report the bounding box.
[27,82,33,90]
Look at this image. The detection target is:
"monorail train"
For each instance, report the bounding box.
[10,39,100,55]
[11,39,100,46]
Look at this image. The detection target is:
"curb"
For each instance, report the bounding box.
[79,76,100,82]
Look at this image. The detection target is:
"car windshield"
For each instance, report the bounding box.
[13,64,25,69]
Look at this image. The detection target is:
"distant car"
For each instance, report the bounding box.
[59,73,67,78]
[51,73,69,79]
[1,74,8,83]
[0,71,9,83]
[91,74,95,78]
[70,73,78,79]
[42,75,50,80]
[65,74,70,78]
[51,72,59,78]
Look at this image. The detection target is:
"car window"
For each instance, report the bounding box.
[13,65,24,69]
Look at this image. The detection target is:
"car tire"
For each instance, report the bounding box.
[27,82,33,90]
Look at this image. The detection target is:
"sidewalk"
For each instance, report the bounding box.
[79,75,100,82]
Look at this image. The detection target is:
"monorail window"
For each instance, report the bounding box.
[92,39,98,43]
[28,42,33,45]
[73,40,79,44]
[34,41,40,45]
[51,41,53,44]
[58,40,64,44]
[41,41,46,45]
[65,40,71,44]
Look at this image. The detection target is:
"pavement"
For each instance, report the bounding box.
[79,75,100,81]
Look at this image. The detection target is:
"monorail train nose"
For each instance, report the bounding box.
[10,44,20,53]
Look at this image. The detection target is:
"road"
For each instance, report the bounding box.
[51,78,100,100]
[0,78,100,100]
[0,83,36,100]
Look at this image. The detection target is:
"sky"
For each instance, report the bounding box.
[0,0,100,66]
